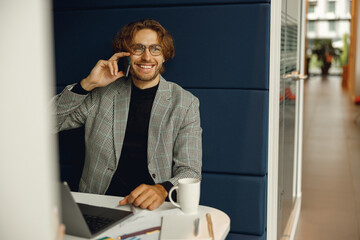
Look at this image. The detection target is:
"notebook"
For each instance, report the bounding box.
[160,215,211,240]
[60,182,133,238]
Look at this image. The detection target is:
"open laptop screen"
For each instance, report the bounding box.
[60,182,133,238]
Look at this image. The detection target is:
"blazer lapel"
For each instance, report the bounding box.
[148,77,172,164]
[113,79,131,165]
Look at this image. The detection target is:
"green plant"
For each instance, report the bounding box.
[340,34,349,66]
[308,54,321,69]
[312,39,340,75]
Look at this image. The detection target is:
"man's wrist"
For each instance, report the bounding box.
[159,181,173,201]
[154,184,168,199]
[80,77,96,92]
[159,181,173,193]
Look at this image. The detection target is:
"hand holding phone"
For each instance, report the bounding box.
[80,53,130,91]
[118,56,131,78]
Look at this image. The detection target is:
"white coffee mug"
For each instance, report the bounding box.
[168,178,201,214]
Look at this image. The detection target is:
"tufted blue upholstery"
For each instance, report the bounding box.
[53,1,270,239]
[53,4,270,90]
[201,173,266,235]
[189,89,268,175]
[53,0,270,10]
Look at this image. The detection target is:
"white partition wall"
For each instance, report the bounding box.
[268,0,282,239]
[268,0,306,239]
[0,0,58,239]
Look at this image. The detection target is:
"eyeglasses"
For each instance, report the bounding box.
[131,44,163,56]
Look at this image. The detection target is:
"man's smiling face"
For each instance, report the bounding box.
[129,29,165,88]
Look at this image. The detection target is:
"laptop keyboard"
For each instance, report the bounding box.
[83,214,115,233]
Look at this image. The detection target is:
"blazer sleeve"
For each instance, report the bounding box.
[51,84,97,133]
[171,97,202,184]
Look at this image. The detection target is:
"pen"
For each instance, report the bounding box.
[117,226,161,239]
[195,217,200,236]
[206,213,214,240]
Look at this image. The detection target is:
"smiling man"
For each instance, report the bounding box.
[53,19,202,210]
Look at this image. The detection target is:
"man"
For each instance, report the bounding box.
[54,19,202,210]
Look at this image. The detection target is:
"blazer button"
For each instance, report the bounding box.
[152,173,156,179]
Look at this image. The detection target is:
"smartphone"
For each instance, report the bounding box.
[118,56,131,78]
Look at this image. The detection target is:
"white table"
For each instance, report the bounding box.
[65,192,230,240]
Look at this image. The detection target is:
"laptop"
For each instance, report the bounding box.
[60,182,133,238]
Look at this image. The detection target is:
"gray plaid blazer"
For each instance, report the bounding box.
[53,76,202,194]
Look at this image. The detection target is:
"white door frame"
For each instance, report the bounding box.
[267,0,306,239]
[267,0,281,238]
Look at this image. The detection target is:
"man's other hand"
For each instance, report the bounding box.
[119,184,168,210]
[80,52,130,91]
[57,224,65,240]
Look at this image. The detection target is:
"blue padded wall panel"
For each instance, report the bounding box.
[226,232,265,240]
[53,4,269,89]
[200,173,266,235]
[55,87,268,176]
[53,0,270,10]
[188,89,268,175]
[54,1,271,238]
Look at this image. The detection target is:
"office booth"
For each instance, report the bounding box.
[53,0,306,239]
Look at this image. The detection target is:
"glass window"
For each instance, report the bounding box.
[329,20,335,31]
[309,3,316,13]
[328,1,335,13]
[308,21,315,32]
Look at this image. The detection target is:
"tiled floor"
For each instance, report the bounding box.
[294,75,360,240]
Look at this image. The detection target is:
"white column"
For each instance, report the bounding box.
[0,0,59,239]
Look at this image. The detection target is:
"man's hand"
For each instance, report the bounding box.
[119,184,168,210]
[80,52,131,91]
[57,224,65,240]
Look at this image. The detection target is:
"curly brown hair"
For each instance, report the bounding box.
[112,19,175,73]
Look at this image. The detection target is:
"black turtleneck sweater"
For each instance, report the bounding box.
[106,82,158,196]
